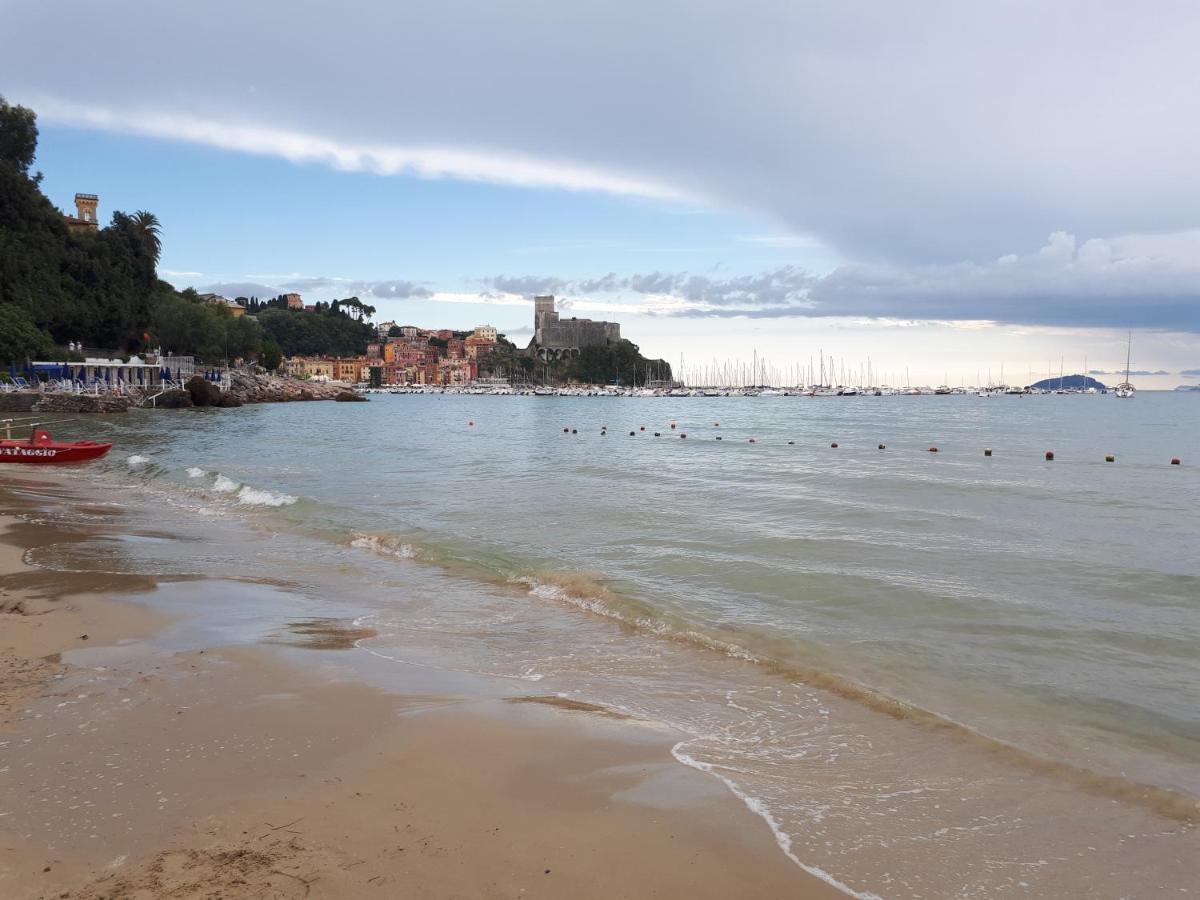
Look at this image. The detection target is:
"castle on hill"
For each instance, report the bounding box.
[527,295,620,361]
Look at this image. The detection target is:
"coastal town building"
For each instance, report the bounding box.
[63,193,100,233]
[284,357,335,380]
[283,293,304,310]
[283,322,506,386]
[197,293,247,317]
[530,295,620,361]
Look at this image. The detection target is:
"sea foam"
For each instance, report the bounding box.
[236,486,297,507]
[211,474,240,493]
[350,532,418,559]
[127,455,150,467]
[185,467,205,479]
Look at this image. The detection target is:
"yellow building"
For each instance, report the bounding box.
[63,193,99,233]
[332,358,366,383]
[284,357,335,380]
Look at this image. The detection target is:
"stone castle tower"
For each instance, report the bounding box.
[75,193,98,224]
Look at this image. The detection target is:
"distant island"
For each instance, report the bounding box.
[1174,384,1200,392]
[1028,374,1107,391]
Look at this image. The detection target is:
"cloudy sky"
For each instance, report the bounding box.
[6,0,1199,385]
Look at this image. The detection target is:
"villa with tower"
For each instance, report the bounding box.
[63,193,99,233]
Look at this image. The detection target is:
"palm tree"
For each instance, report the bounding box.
[129,210,162,264]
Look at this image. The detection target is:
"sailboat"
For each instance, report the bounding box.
[1115,332,1135,399]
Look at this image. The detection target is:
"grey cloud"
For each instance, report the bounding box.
[9,2,1200,266]
[483,230,1200,330]
[575,273,621,293]
[200,281,280,298]
[489,275,568,296]
[278,276,341,292]
[361,280,433,299]
[202,277,433,301]
[1089,369,1169,376]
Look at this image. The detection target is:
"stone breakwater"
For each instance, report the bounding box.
[225,372,350,404]
[0,392,131,413]
[0,374,356,415]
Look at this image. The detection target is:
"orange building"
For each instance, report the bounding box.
[63,193,99,233]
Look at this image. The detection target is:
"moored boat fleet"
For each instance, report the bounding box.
[359,382,1122,398]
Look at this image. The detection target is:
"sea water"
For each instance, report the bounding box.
[12,392,1199,898]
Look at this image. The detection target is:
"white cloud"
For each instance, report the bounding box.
[28,97,691,203]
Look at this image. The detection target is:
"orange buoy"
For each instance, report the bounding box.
[1104,454,1114,462]
[984,448,992,457]
[1045,451,1054,461]
[1171,457,1181,465]
[831,442,839,448]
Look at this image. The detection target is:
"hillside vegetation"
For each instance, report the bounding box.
[0,96,372,367]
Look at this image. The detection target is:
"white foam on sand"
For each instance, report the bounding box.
[671,741,883,900]
[236,486,297,507]
[186,467,205,479]
[350,533,418,559]
[127,455,150,467]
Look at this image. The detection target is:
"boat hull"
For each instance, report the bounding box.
[0,441,113,463]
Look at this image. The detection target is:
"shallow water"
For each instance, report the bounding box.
[11,392,1200,897]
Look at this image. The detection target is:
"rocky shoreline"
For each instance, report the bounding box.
[0,372,359,415]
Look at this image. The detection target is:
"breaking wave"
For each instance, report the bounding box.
[349,531,419,560]
[236,486,297,507]
[212,474,240,493]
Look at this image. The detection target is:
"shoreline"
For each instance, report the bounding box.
[0,489,841,898]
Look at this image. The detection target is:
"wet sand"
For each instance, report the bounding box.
[0,506,842,898]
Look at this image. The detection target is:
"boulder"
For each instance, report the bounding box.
[334,391,368,402]
[153,390,194,409]
[185,376,224,407]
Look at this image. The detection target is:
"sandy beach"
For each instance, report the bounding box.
[0,494,841,899]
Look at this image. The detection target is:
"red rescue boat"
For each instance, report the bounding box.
[0,429,112,464]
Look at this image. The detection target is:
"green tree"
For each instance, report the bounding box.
[128,210,162,264]
[0,96,37,174]
[260,339,283,372]
[0,305,52,364]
